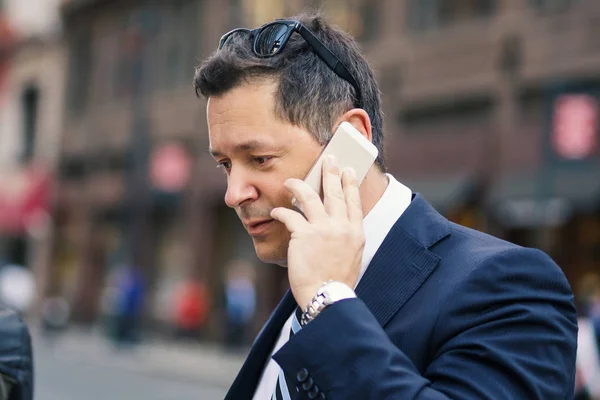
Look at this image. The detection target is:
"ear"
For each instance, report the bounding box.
[336,108,373,143]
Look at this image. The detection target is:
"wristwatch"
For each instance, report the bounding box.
[300,280,356,326]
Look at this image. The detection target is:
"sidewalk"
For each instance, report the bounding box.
[29,326,247,389]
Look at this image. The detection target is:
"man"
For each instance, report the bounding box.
[194,11,578,400]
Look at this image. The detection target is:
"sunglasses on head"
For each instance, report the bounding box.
[218,19,362,108]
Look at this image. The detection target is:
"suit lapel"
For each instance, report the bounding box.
[355,194,451,327]
[225,289,296,400]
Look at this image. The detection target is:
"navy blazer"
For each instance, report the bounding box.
[226,194,578,399]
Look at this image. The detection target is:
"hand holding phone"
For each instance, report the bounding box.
[292,121,378,210]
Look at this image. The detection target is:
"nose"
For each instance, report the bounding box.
[224,168,258,208]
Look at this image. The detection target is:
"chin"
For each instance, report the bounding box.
[253,239,288,266]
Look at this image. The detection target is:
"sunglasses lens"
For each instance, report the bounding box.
[255,23,290,56]
[219,29,251,50]
[218,35,230,49]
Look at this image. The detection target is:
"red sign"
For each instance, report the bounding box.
[552,94,598,160]
[150,144,192,192]
[0,166,52,235]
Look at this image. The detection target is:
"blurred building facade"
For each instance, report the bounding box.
[49,0,600,341]
[0,0,65,312]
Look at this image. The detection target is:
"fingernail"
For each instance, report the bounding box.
[291,197,303,213]
[327,155,338,166]
[346,167,356,179]
[284,178,295,188]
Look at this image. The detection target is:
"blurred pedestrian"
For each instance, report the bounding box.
[39,296,70,344]
[575,317,600,399]
[110,265,145,347]
[576,274,600,399]
[224,260,256,349]
[173,279,209,341]
[0,264,35,315]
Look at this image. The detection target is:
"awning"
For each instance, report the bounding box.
[0,166,52,235]
[487,167,600,227]
[402,173,476,214]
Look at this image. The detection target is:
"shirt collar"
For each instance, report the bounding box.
[356,174,412,286]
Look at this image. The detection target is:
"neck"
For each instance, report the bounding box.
[359,167,389,217]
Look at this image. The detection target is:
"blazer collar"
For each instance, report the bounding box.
[355,194,451,327]
[225,290,296,400]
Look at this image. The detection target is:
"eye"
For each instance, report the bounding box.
[216,160,231,170]
[254,156,272,165]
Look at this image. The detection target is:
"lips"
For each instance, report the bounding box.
[245,219,274,236]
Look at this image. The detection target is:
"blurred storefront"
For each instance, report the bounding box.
[489,167,600,286]
[0,166,52,256]
[0,0,65,316]
[54,0,294,342]
[403,174,488,231]
[489,82,600,290]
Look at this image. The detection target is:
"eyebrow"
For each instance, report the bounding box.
[209,140,274,158]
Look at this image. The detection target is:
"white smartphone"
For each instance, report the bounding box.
[292,121,379,209]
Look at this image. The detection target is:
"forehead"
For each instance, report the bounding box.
[207,81,286,152]
[208,79,278,122]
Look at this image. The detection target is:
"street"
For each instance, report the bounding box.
[36,350,226,400]
[31,328,242,400]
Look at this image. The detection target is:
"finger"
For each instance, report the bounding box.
[322,155,347,220]
[342,167,363,226]
[284,178,328,223]
[270,207,310,233]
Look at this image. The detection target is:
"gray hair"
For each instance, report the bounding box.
[194,11,386,169]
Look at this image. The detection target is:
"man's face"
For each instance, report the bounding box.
[207,80,324,265]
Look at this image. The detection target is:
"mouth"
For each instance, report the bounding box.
[245,219,275,236]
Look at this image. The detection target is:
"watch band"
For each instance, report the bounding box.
[301,291,328,326]
[300,280,356,326]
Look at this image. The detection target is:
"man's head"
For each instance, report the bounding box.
[194,11,384,264]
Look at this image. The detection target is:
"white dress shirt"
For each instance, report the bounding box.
[252,174,412,400]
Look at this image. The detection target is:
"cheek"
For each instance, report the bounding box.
[260,174,293,205]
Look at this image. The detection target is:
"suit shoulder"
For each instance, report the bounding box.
[445,222,553,264]
[447,221,522,253]
[433,222,570,293]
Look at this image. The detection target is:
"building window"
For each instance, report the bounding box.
[399,96,495,136]
[529,0,581,12]
[184,1,201,79]
[21,85,39,163]
[159,0,201,90]
[407,0,497,32]
[242,0,284,27]
[66,25,92,116]
[359,1,380,42]
[228,0,244,29]
[113,10,136,99]
[519,89,545,129]
[309,0,379,42]
[59,156,86,180]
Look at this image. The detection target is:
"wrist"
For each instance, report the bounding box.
[295,283,324,310]
[300,280,356,326]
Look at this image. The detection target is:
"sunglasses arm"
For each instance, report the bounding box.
[296,24,363,107]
